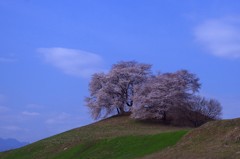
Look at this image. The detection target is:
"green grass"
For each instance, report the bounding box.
[141,118,240,159]
[53,130,188,159]
[2,115,239,159]
[0,115,189,159]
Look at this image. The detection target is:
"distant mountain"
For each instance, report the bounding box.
[0,138,29,152]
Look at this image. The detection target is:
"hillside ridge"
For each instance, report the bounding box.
[0,115,187,159]
[0,116,239,159]
[141,117,240,159]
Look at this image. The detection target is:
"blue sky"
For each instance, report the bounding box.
[0,0,240,142]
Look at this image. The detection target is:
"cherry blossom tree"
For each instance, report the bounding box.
[85,61,222,126]
[131,70,201,122]
[187,96,222,126]
[169,95,222,127]
[85,61,152,119]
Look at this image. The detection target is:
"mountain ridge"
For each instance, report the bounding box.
[0,138,29,152]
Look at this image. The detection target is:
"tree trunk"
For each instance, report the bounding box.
[126,101,133,107]
[162,111,167,122]
[119,107,125,115]
[117,108,120,114]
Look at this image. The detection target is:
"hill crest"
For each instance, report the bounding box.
[1,116,240,159]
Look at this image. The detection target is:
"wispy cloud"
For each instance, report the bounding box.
[0,57,17,63]
[0,125,23,131]
[194,17,240,58]
[0,94,6,103]
[37,47,104,78]
[0,106,9,113]
[26,104,44,109]
[46,112,71,124]
[22,111,40,116]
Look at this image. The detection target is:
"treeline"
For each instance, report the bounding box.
[85,61,222,127]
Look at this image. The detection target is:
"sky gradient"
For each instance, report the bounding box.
[1,0,240,142]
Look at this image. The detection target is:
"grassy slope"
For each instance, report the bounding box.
[0,115,188,159]
[141,118,240,159]
[52,131,187,159]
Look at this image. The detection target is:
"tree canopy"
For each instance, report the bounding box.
[85,61,151,119]
[85,61,222,127]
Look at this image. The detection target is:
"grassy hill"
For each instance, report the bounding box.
[141,118,240,159]
[0,114,188,159]
[0,115,239,159]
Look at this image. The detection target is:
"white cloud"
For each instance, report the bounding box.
[37,47,104,78]
[194,17,240,58]
[22,111,40,116]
